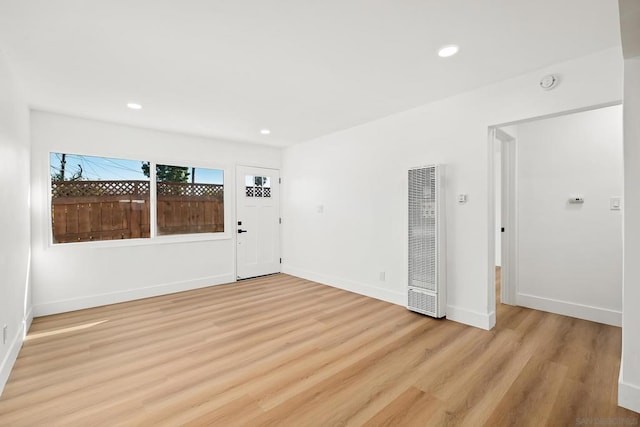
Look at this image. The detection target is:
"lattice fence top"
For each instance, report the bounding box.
[245,186,271,198]
[52,180,150,198]
[157,182,223,198]
[52,180,224,199]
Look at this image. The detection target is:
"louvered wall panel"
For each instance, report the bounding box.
[408,165,445,318]
[408,288,436,316]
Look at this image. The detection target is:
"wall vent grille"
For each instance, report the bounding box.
[408,165,445,318]
[408,288,436,316]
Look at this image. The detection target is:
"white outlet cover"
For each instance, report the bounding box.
[610,197,622,210]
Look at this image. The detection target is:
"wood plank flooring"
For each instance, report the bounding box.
[0,273,637,426]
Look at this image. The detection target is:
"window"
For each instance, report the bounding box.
[50,153,150,243]
[154,163,224,236]
[245,175,271,198]
[50,155,226,244]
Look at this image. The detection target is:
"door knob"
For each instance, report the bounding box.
[238,229,247,233]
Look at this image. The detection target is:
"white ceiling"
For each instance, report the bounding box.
[0,0,621,146]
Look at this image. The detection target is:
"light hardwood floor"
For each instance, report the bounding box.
[0,273,637,426]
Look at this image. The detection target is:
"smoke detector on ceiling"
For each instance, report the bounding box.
[539,74,558,91]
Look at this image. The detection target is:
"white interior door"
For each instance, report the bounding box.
[236,166,280,279]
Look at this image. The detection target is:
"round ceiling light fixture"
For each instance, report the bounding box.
[260,129,271,135]
[127,102,142,110]
[438,45,459,58]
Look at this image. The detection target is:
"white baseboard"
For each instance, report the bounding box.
[33,273,235,317]
[283,265,496,330]
[0,309,31,396]
[24,306,33,335]
[516,293,621,327]
[446,305,495,330]
[618,377,640,413]
[282,265,405,306]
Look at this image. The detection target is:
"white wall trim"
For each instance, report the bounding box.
[33,273,235,317]
[283,265,497,330]
[24,307,33,336]
[282,265,405,306]
[618,377,640,413]
[517,293,622,327]
[488,310,496,330]
[0,314,29,396]
[446,305,495,330]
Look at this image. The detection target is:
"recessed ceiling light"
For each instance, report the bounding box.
[260,129,271,135]
[127,102,142,110]
[438,45,459,58]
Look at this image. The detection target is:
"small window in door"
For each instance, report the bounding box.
[245,175,271,198]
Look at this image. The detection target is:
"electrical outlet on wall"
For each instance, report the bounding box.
[610,197,622,210]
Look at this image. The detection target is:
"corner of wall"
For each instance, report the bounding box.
[446,305,495,330]
[282,265,405,306]
[0,315,30,396]
[618,371,640,413]
[0,47,33,398]
[24,306,33,336]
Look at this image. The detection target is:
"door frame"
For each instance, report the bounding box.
[234,165,281,281]
[487,126,517,326]
[494,128,517,306]
[487,101,622,321]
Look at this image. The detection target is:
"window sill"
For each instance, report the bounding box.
[48,232,232,249]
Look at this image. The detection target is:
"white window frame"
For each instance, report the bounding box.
[47,154,232,248]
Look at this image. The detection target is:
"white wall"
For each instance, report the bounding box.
[0,51,31,394]
[30,111,281,316]
[282,48,623,330]
[619,56,640,412]
[515,106,623,326]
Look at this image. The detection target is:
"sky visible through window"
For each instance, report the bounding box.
[50,153,224,184]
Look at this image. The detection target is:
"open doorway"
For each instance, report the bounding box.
[490,103,623,327]
[493,127,516,309]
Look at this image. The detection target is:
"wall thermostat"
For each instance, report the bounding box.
[540,74,558,91]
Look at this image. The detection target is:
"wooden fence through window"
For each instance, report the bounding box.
[51,180,224,243]
[156,181,224,236]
